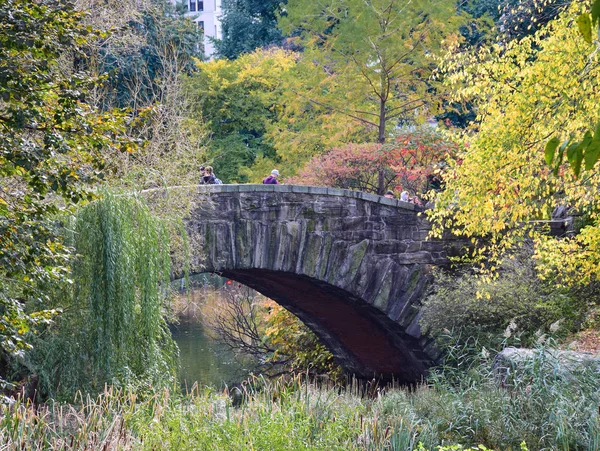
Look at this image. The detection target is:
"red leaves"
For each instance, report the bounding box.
[290,128,457,195]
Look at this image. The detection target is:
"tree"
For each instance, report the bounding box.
[429,2,600,285]
[185,49,297,182]
[496,0,571,41]
[545,0,600,178]
[388,128,457,195]
[31,194,178,398]
[204,285,341,379]
[288,128,456,195]
[92,0,204,109]
[460,0,572,40]
[288,143,393,194]
[0,0,133,385]
[70,0,206,191]
[279,0,464,193]
[420,246,591,348]
[215,0,285,59]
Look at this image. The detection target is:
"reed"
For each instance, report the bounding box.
[2,346,598,451]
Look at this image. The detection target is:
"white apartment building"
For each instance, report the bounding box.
[173,0,222,58]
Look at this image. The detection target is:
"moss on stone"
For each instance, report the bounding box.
[317,235,334,280]
[373,274,393,311]
[348,240,369,277]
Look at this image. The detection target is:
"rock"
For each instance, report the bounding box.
[492,347,600,384]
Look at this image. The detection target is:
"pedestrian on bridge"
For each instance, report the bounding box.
[200,166,216,185]
[263,169,279,184]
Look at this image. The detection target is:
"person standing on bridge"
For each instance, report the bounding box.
[200,166,216,184]
[201,166,221,184]
[263,169,279,184]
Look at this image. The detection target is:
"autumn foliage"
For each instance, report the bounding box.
[288,128,457,196]
[430,2,600,285]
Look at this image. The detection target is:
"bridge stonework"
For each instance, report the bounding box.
[187,185,459,383]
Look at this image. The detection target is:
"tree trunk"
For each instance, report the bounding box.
[377,98,387,195]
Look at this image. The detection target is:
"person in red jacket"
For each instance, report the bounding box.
[262,169,279,184]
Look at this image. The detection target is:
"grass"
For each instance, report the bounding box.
[1,342,599,450]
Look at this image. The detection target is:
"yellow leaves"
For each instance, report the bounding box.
[122,143,135,154]
[432,2,600,284]
[534,230,596,285]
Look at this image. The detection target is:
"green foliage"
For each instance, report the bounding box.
[461,0,503,20]
[280,0,465,143]
[278,0,465,192]
[31,193,177,399]
[2,343,599,449]
[431,2,600,285]
[422,336,600,449]
[420,249,592,348]
[0,0,134,385]
[96,0,204,109]
[215,0,285,59]
[546,0,600,177]
[265,304,343,381]
[185,49,296,182]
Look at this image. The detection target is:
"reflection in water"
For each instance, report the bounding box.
[170,319,248,390]
[170,281,253,390]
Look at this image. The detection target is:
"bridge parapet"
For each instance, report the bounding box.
[196,183,416,210]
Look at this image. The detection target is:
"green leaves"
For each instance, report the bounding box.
[544,137,560,166]
[593,0,600,26]
[546,124,600,178]
[577,0,600,43]
[577,13,592,44]
[547,1,600,178]
[0,0,137,386]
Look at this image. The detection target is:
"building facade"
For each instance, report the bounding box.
[174,0,222,58]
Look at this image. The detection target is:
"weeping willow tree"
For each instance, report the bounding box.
[33,193,178,398]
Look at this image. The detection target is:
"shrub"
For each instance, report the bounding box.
[420,249,593,348]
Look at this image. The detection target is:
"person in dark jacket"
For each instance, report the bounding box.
[262,169,279,184]
[200,166,216,184]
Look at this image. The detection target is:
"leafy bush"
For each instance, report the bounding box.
[288,128,456,196]
[264,303,343,381]
[2,338,600,450]
[420,249,593,347]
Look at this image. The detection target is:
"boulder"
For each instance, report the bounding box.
[492,347,600,384]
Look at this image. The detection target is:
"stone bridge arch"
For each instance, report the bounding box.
[186,185,457,383]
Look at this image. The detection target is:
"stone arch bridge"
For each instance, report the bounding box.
[184,184,463,383]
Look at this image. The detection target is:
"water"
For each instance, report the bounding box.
[170,284,253,390]
[170,320,249,390]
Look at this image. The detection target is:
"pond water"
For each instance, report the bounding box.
[169,282,253,390]
[170,319,249,390]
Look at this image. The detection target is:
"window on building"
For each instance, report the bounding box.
[198,1,204,11]
[198,21,204,32]
[189,0,196,12]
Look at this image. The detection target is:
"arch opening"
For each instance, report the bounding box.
[204,269,431,383]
